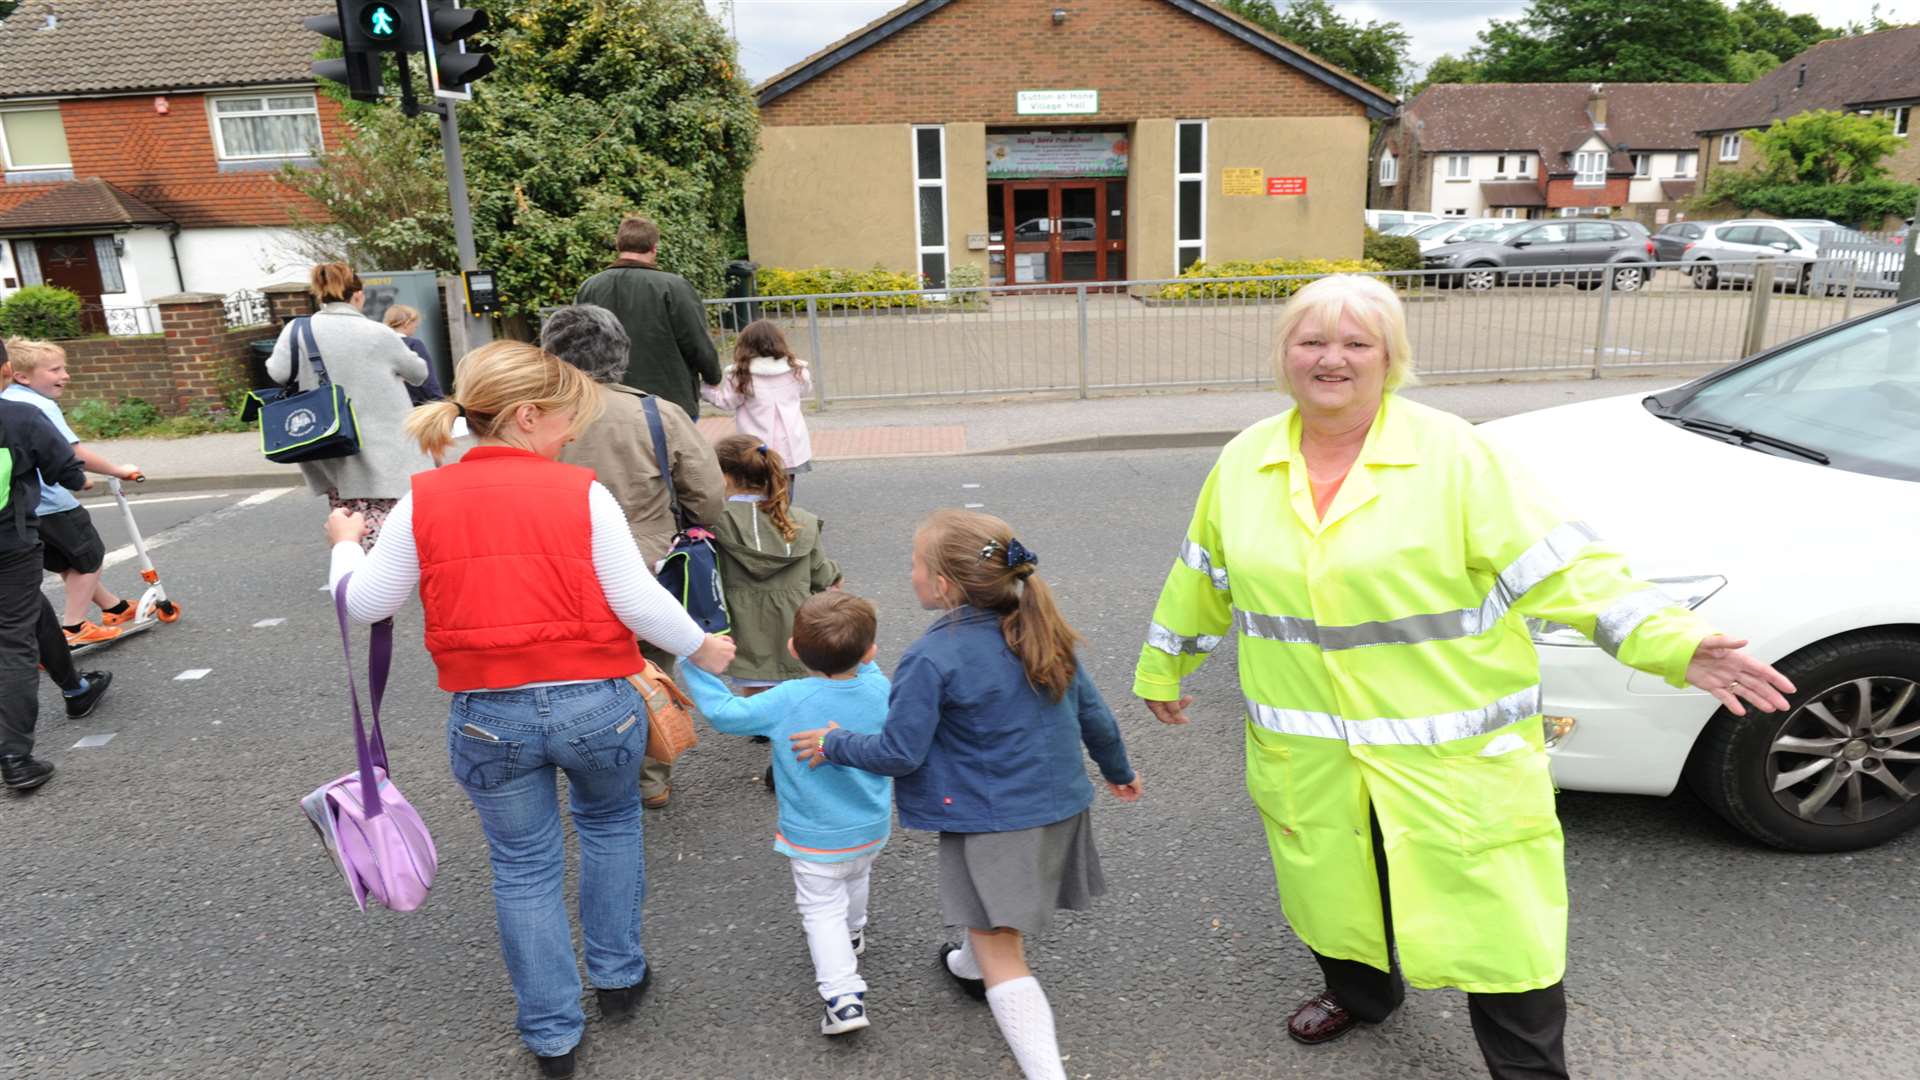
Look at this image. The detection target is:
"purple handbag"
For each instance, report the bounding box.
[299,576,438,913]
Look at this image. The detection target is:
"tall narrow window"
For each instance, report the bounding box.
[1719,134,1741,161]
[1176,120,1206,272]
[1676,152,1697,177]
[1517,155,1531,176]
[1379,150,1397,185]
[1891,106,1912,137]
[912,125,948,289]
[92,237,125,293]
[1632,154,1650,178]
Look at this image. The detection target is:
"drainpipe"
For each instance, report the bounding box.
[166,225,185,293]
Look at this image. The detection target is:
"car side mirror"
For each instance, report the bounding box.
[1769,241,1793,252]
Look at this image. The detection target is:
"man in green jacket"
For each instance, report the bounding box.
[575,215,722,418]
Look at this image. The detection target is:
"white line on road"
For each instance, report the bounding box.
[72,733,116,748]
[46,487,297,589]
[174,669,211,681]
[962,483,981,489]
[235,488,293,510]
[964,503,985,509]
[253,618,287,628]
[79,492,231,509]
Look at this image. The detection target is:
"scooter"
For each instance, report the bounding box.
[68,473,181,657]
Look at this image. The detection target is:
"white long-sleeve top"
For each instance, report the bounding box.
[328,482,708,681]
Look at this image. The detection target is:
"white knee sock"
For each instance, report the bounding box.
[947,937,983,980]
[985,976,1068,1080]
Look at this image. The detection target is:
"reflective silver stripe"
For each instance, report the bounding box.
[1244,684,1542,746]
[1592,586,1674,657]
[1146,621,1223,656]
[1179,537,1231,591]
[1232,520,1603,652]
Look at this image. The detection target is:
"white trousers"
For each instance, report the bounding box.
[790,852,877,1000]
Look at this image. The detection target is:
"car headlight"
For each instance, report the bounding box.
[1527,575,1727,647]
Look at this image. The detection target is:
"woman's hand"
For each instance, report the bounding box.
[1143,696,1195,725]
[1685,634,1796,716]
[325,508,367,546]
[1108,772,1143,802]
[789,722,839,769]
[688,634,736,674]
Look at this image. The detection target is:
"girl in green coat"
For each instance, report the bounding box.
[711,435,842,689]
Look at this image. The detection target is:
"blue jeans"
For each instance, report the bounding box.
[448,679,650,1056]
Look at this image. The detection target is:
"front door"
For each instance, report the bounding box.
[35,236,105,333]
[1000,181,1121,286]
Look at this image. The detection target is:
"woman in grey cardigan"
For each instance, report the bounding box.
[267,262,433,549]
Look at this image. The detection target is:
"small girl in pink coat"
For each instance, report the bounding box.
[703,320,815,490]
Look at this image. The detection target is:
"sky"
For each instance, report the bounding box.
[704,0,1904,86]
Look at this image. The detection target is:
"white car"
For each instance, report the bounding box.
[1365,209,1440,231]
[1683,218,1843,291]
[1406,217,1511,253]
[1479,299,1920,852]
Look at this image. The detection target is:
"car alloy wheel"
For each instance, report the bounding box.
[1461,267,1498,291]
[1610,266,1644,292]
[1691,262,1718,290]
[1767,676,1920,828]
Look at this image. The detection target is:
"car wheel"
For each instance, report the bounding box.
[1687,631,1920,852]
[1691,261,1718,290]
[1461,266,1499,292]
[1610,265,1645,292]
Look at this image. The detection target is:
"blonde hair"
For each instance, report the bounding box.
[405,341,603,459]
[918,510,1082,700]
[3,337,65,378]
[309,262,362,305]
[1271,274,1418,395]
[381,304,420,332]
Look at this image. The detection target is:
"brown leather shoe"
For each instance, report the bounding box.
[1288,991,1359,1045]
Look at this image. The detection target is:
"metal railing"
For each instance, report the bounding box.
[224,288,270,329]
[72,304,162,337]
[699,259,1894,406]
[1815,229,1904,295]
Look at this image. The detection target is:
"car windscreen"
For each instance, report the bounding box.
[1408,221,1456,239]
[1660,304,1920,482]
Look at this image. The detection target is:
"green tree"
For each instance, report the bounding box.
[0,2,17,22]
[1694,111,1916,225]
[1475,0,1737,82]
[284,0,757,318]
[1725,49,1782,82]
[1405,52,1485,97]
[1728,0,1836,58]
[1220,0,1412,92]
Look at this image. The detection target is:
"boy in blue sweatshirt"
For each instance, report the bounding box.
[680,590,892,1037]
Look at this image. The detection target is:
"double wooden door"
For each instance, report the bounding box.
[995,179,1126,285]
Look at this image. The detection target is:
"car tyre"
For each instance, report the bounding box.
[1609,265,1645,292]
[1690,261,1718,290]
[1461,266,1499,292]
[1687,631,1920,852]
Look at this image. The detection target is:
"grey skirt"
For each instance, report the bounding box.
[939,808,1104,935]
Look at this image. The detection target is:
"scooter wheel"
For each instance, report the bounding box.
[156,602,182,624]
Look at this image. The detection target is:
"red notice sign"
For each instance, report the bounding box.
[1268,176,1307,196]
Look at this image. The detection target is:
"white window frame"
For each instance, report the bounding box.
[1516,154,1531,177]
[1719,134,1741,162]
[207,90,324,161]
[1175,119,1207,271]
[1445,154,1470,180]
[1499,207,1521,219]
[910,124,949,291]
[1559,207,1581,218]
[0,106,72,172]
[1574,151,1606,186]
[1889,106,1912,137]
[1379,150,1397,185]
[1495,154,1508,177]
[1674,152,1697,178]
[1632,154,1650,178]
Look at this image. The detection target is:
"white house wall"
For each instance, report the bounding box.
[1428,152,1538,216]
[114,227,180,307]
[1627,152,1699,204]
[174,227,309,296]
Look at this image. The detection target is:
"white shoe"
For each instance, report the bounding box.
[821,993,869,1035]
[849,928,865,956]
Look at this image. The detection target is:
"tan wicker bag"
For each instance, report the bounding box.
[626,661,699,764]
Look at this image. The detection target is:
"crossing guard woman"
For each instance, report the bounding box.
[1134,274,1795,1079]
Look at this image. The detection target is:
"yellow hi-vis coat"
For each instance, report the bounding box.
[1134,395,1714,994]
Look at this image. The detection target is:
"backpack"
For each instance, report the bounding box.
[642,396,731,635]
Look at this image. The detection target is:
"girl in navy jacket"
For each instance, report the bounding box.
[793,509,1140,1080]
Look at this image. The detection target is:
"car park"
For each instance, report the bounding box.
[1365,209,1441,231]
[1652,219,1723,262]
[1423,219,1656,291]
[1680,219,1843,291]
[1479,299,1920,852]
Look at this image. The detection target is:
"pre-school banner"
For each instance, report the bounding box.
[986,131,1129,179]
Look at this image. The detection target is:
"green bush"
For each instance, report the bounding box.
[67,398,164,439]
[1363,228,1424,272]
[0,285,84,340]
[756,266,927,310]
[946,263,986,290]
[1714,178,1920,226]
[1157,257,1385,300]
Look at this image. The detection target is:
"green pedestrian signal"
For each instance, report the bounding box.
[361,2,399,38]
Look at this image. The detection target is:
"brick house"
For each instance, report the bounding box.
[0,0,345,332]
[1696,26,1920,199]
[746,0,1396,287]
[1370,83,1742,224]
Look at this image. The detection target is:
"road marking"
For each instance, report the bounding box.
[964,503,985,509]
[253,618,287,628]
[962,483,981,489]
[235,488,293,510]
[46,487,296,589]
[79,492,230,509]
[175,668,211,681]
[72,733,116,748]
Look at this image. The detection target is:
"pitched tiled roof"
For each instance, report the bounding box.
[0,179,173,234]
[1699,26,1920,133]
[1402,83,1744,173]
[1479,181,1545,207]
[1660,180,1698,200]
[0,0,331,98]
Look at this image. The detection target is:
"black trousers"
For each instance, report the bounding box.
[0,543,79,758]
[1310,810,1570,1080]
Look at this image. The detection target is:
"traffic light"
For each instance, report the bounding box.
[422,1,494,100]
[304,7,381,102]
[307,2,423,102]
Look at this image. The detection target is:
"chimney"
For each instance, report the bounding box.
[1796,63,1806,90]
[1587,83,1608,129]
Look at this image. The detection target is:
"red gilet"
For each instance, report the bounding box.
[410,446,640,692]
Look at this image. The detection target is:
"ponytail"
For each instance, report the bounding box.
[919,509,1083,700]
[714,434,799,543]
[406,341,602,459]
[405,400,463,459]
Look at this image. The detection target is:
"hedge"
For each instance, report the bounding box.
[1363,228,1423,272]
[1156,257,1384,300]
[756,266,927,309]
[0,285,83,340]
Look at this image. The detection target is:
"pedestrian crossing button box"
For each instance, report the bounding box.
[462,270,501,315]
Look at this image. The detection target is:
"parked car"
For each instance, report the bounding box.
[1378,221,1429,236]
[1480,298,1920,852]
[1681,219,1842,291]
[1423,219,1656,291]
[1653,219,1723,262]
[1365,209,1441,231]
[1409,217,1516,253]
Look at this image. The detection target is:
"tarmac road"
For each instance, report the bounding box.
[3,449,1916,1079]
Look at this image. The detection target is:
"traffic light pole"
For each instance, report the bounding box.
[436,101,493,349]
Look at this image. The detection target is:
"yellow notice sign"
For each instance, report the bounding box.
[1222,168,1265,196]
